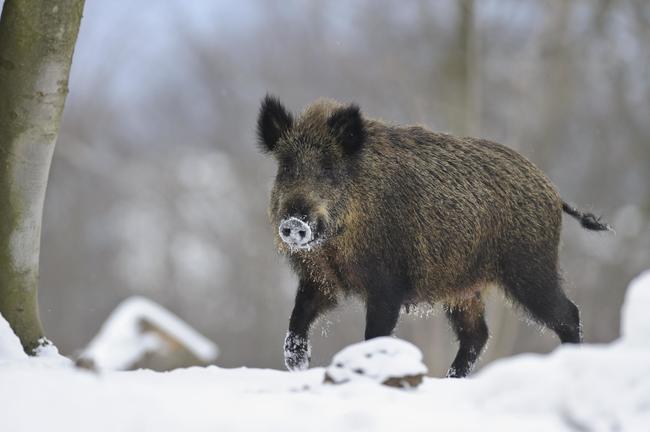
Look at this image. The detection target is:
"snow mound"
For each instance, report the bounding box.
[620,270,650,346]
[1,271,649,431]
[35,337,73,366]
[0,317,69,367]
[79,296,218,370]
[324,337,427,388]
[0,313,27,362]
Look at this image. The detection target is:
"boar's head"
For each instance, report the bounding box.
[257,95,365,253]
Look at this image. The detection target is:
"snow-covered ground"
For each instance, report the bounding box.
[2,271,650,432]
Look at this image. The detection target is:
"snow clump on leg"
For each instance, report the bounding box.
[284,332,311,371]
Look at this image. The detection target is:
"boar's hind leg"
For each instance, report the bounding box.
[444,296,489,378]
[285,278,337,371]
[501,251,582,344]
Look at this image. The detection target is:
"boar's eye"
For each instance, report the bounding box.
[277,156,296,180]
[320,154,338,183]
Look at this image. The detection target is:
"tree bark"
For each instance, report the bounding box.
[443,0,478,136]
[0,0,85,354]
[456,0,478,136]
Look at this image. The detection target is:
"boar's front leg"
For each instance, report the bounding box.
[284,278,337,371]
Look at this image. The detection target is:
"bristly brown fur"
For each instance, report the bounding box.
[258,96,607,377]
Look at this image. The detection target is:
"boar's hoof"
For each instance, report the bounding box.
[284,332,311,371]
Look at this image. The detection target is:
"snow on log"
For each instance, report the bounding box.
[324,337,428,388]
[620,269,650,347]
[77,296,218,371]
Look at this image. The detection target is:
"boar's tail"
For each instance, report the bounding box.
[562,201,612,231]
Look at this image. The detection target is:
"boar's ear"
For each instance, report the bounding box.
[327,104,366,156]
[257,94,294,153]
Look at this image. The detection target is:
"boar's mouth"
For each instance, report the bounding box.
[291,236,324,252]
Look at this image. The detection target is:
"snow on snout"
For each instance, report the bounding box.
[324,337,428,388]
[279,217,314,249]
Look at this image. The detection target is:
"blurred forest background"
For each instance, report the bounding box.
[29,0,649,374]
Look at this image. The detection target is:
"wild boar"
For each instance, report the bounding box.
[256,95,610,377]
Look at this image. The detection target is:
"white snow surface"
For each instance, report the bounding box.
[1,271,650,431]
[79,296,218,370]
[0,319,71,369]
[620,270,650,347]
[0,313,27,362]
[325,337,427,384]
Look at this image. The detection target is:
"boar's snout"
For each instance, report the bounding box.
[279,217,313,249]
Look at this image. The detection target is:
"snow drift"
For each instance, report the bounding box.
[1,271,650,431]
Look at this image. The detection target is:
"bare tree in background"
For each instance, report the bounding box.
[0,0,85,353]
[446,0,479,136]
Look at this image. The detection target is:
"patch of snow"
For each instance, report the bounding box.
[0,313,27,362]
[620,269,650,347]
[34,338,60,357]
[1,271,649,431]
[80,296,218,370]
[0,316,71,368]
[34,337,72,367]
[325,337,427,385]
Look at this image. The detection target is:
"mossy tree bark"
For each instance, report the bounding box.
[0,0,85,354]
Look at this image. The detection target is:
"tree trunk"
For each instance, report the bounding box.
[455,0,478,136]
[443,0,478,136]
[0,0,85,354]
